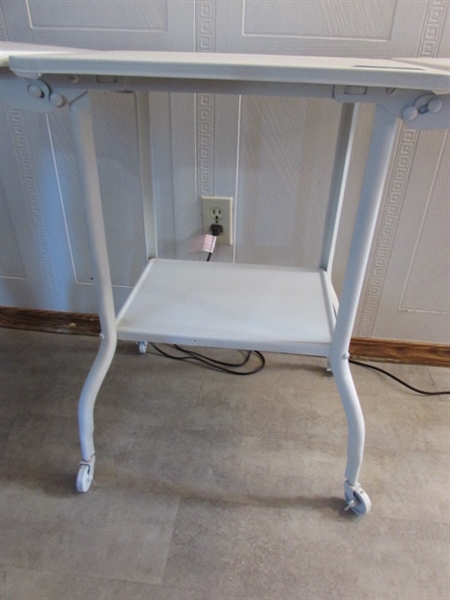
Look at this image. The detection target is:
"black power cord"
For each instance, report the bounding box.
[349,359,450,396]
[150,343,266,375]
[206,223,223,262]
[149,343,448,391]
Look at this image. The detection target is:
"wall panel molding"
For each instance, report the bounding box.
[2,0,194,51]
[25,0,168,32]
[242,0,397,41]
[399,131,449,314]
[216,0,430,57]
[5,107,62,309]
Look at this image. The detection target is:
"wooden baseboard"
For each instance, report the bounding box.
[349,337,449,367]
[0,306,101,337]
[0,306,449,366]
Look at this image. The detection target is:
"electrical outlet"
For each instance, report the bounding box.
[201,196,233,245]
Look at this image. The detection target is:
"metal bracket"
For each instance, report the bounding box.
[399,92,450,130]
[334,85,450,130]
[0,70,88,113]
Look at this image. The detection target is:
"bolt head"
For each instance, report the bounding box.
[50,93,65,107]
[428,98,443,114]
[402,106,418,122]
[27,83,44,99]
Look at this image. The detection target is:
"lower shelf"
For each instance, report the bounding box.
[116,259,336,355]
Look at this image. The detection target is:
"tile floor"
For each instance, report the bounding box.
[0,329,449,600]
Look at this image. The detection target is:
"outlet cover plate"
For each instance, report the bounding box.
[201,196,233,245]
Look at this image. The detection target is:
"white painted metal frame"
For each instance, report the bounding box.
[1,44,449,513]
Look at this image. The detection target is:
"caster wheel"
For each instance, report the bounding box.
[76,459,95,493]
[138,341,148,355]
[344,480,371,515]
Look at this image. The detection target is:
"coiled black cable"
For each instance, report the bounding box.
[150,343,265,375]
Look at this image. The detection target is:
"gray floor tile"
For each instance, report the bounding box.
[193,379,346,442]
[109,424,348,508]
[428,366,450,394]
[194,377,450,455]
[0,331,94,420]
[0,416,13,455]
[0,367,83,421]
[0,565,259,600]
[360,392,450,454]
[109,422,449,523]
[0,565,155,600]
[0,329,97,371]
[0,335,202,427]
[1,413,81,493]
[1,480,179,585]
[96,363,201,430]
[355,450,449,523]
[162,498,449,600]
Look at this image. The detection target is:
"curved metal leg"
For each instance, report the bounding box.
[76,334,117,491]
[70,93,118,492]
[330,354,364,485]
[328,105,398,514]
[330,353,371,514]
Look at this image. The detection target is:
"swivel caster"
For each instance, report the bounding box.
[138,341,148,355]
[344,480,371,515]
[76,456,95,492]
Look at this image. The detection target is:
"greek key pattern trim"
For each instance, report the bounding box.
[197,94,214,196]
[196,0,215,52]
[0,4,6,41]
[357,0,447,337]
[6,107,62,308]
[418,0,448,56]
[196,1,215,197]
[358,127,419,337]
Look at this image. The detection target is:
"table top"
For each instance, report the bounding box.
[1,42,449,91]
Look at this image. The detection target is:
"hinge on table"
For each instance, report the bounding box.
[0,71,87,113]
[334,85,450,130]
[400,92,450,130]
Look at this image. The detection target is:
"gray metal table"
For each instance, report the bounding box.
[1,43,449,514]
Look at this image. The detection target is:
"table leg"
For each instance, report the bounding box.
[69,93,117,492]
[331,104,398,513]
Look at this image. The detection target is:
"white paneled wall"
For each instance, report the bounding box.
[0,0,449,342]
